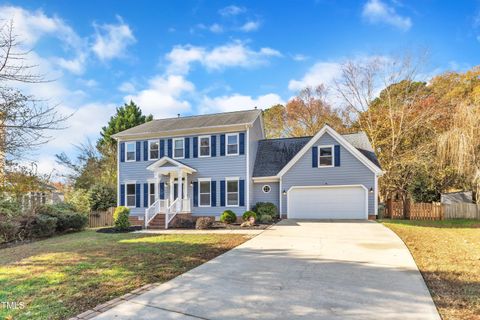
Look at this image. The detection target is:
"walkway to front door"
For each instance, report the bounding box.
[92,220,440,320]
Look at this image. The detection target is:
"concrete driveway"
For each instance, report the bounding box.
[93,220,440,320]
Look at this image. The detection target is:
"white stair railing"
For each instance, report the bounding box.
[144,199,169,228]
[165,198,180,229]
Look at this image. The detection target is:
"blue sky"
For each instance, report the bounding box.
[1,0,479,175]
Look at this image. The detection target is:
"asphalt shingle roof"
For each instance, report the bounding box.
[112,109,262,138]
[252,132,381,177]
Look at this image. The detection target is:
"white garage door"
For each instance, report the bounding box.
[288,186,367,219]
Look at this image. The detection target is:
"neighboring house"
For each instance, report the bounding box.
[112,109,382,228]
[21,182,64,209]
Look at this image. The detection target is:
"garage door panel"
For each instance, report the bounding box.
[288,186,366,219]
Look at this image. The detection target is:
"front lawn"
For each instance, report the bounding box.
[0,230,247,320]
[381,219,480,320]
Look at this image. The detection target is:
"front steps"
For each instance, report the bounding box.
[147,214,166,229]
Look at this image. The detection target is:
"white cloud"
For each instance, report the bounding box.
[288,62,343,91]
[292,54,308,61]
[239,20,260,32]
[124,75,195,118]
[362,0,412,31]
[200,93,283,113]
[92,16,136,61]
[219,5,246,17]
[165,41,281,75]
[209,23,223,33]
[118,81,136,93]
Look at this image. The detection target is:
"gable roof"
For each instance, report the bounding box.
[112,109,262,139]
[253,129,382,177]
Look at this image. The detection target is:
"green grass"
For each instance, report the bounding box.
[0,230,247,320]
[381,219,480,320]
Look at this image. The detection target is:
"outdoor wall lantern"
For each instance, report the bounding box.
[369,187,374,193]
[282,190,287,196]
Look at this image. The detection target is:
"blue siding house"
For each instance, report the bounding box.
[113,109,382,228]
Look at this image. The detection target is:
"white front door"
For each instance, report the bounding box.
[288,186,367,219]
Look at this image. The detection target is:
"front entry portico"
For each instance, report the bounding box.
[145,157,196,228]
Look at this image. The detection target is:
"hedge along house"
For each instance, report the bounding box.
[112,109,382,229]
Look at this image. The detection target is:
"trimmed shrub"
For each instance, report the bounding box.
[252,202,278,219]
[259,214,273,224]
[88,184,116,211]
[36,203,87,232]
[220,210,237,224]
[195,217,214,229]
[242,210,257,221]
[171,216,195,229]
[31,214,57,238]
[113,206,131,230]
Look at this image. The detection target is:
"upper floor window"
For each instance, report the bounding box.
[226,177,239,207]
[126,183,136,207]
[318,145,334,167]
[173,138,184,159]
[226,133,239,156]
[126,142,136,162]
[149,140,159,160]
[199,136,210,157]
[199,179,211,207]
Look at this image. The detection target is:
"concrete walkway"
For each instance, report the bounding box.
[93,220,440,320]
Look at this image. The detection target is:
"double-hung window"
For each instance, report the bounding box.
[126,142,135,162]
[148,183,156,206]
[199,136,210,157]
[226,178,239,207]
[173,138,184,159]
[198,179,211,207]
[226,133,238,156]
[149,140,159,160]
[318,145,334,167]
[126,184,136,207]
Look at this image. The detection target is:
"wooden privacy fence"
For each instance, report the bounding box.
[385,201,480,220]
[89,207,115,228]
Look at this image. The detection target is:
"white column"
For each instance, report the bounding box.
[155,173,160,201]
[177,169,183,211]
[169,174,174,204]
[183,174,188,199]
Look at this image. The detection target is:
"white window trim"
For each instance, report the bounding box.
[318,144,334,168]
[173,137,185,159]
[225,177,239,207]
[148,140,160,161]
[262,185,271,193]
[125,182,136,208]
[198,135,211,158]
[125,142,136,162]
[198,178,212,207]
[226,133,239,156]
[148,182,157,207]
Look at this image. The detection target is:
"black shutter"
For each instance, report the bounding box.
[193,182,198,207]
[239,180,245,206]
[211,135,217,157]
[220,180,225,206]
[135,183,141,207]
[120,142,125,162]
[312,147,318,167]
[334,145,340,167]
[193,137,198,158]
[239,133,245,155]
[160,140,165,158]
[211,180,217,207]
[167,139,172,158]
[136,142,141,161]
[220,134,226,156]
[185,137,190,158]
[143,141,148,161]
[143,183,148,207]
[120,184,125,206]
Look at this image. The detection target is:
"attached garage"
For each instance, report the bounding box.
[287,185,368,219]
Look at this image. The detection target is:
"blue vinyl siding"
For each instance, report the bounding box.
[119,131,248,217]
[248,117,264,209]
[281,132,376,215]
[252,182,279,210]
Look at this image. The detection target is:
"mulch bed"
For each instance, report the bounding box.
[209,221,273,230]
[96,226,143,233]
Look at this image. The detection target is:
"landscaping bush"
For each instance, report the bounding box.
[171,216,195,229]
[242,210,257,221]
[252,202,278,219]
[88,184,116,211]
[113,206,130,230]
[36,203,87,232]
[0,218,20,243]
[259,215,273,224]
[220,210,237,224]
[31,214,57,238]
[195,217,214,229]
[0,197,21,217]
